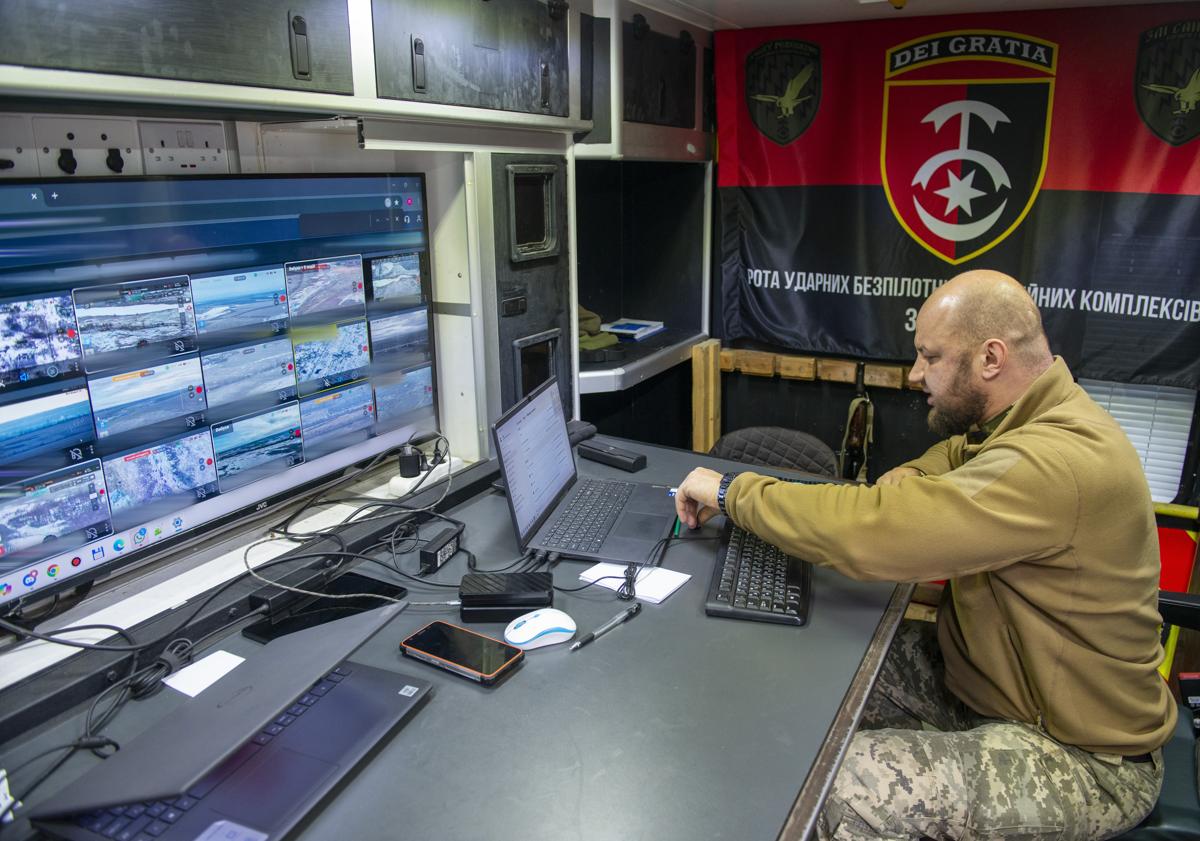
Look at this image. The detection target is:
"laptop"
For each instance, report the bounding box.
[31,604,431,841]
[491,378,677,564]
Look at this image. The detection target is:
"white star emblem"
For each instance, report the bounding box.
[933,169,986,217]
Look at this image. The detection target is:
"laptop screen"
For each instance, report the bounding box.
[492,379,575,546]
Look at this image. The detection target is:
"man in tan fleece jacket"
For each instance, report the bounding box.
[675,270,1175,840]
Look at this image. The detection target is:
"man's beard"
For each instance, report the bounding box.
[927,361,988,438]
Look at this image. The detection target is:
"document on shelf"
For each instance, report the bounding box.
[578,563,691,604]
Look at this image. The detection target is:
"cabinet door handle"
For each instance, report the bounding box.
[289,12,312,81]
[541,62,551,110]
[412,35,427,92]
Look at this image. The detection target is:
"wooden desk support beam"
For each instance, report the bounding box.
[692,339,722,453]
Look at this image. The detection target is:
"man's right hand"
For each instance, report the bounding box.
[875,466,922,486]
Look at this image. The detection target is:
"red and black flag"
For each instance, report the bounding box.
[716,4,1200,387]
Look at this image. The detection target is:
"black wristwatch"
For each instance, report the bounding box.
[716,472,737,516]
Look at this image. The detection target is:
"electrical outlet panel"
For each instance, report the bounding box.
[139,120,230,174]
[0,115,40,178]
[32,116,143,177]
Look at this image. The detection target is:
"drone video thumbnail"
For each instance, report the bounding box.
[369,309,429,359]
[370,253,422,303]
[212,403,304,492]
[374,365,434,427]
[102,431,218,523]
[284,255,366,318]
[292,320,369,389]
[0,293,83,386]
[89,357,207,440]
[299,382,375,456]
[0,387,94,467]
[73,276,197,359]
[0,461,111,568]
[201,338,297,411]
[191,268,289,335]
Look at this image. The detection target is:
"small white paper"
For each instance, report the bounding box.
[164,650,245,698]
[579,563,691,604]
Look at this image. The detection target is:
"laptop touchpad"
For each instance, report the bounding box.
[216,747,338,826]
[614,512,671,539]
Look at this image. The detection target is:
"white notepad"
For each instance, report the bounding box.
[579,563,691,604]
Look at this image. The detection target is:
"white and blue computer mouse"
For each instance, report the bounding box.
[503,608,576,650]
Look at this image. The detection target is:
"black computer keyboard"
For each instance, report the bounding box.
[542,478,635,553]
[69,665,353,841]
[704,522,812,626]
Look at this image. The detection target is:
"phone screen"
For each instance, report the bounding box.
[401,621,523,681]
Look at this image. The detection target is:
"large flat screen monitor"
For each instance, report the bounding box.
[0,174,437,614]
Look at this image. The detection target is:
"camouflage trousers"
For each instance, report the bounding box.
[816,619,1163,841]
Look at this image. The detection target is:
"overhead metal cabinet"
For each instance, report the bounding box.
[372,0,570,117]
[0,0,354,93]
[576,0,711,161]
[622,14,696,129]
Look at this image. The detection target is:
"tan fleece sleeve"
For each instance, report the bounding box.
[898,437,962,477]
[724,441,1076,583]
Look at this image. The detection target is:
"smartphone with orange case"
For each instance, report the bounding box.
[400,620,524,684]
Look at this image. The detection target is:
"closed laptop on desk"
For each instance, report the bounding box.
[491,378,676,565]
[31,605,431,841]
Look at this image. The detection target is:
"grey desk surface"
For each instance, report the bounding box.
[5,438,907,841]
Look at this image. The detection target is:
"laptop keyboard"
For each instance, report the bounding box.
[705,523,812,626]
[70,665,352,841]
[541,479,635,553]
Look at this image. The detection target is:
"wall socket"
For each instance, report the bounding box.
[139,120,230,174]
[32,115,143,177]
[0,115,40,178]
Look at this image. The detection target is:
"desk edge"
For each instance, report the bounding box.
[776,582,916,841]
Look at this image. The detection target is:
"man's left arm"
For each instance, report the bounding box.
[715,442,1077,583]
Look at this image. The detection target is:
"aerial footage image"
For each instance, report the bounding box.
[102,430,218,527]
[299,382,375,459]
[0,461,111,569]
[369,253,422,305]
[212,403,304,492]
[73,276,197,361]
[375,365,434,429]
[284,255,366,318]
[0,387,94,467]
[88,357,207,440]
[369,309,429,362]
[201,338,297,412]
[191,267,289,337]
[292,320,370,391]
[0,293,83,387]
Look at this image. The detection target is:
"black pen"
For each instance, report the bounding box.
[570,603,642,651]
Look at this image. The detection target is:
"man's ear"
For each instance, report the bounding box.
[979,338,1008,380]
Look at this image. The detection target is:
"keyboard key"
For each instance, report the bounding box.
[276,714,297,726]
[145,803,166,818]
[160,808,182,823]
[287,704,306,717]
[253,733,273,745]
[264,723,284,735]
[116,816,152,840]
[299,694,318,706]
[145,819,170,836]
[173,796,197,811]
[102,816,131,838]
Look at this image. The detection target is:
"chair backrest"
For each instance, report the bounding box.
[708,426,838,478]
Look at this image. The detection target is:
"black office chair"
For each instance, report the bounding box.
[708,426,838,478]
[1119,590,1200,840]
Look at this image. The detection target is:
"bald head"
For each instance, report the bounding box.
[924,270,1052,372]
[911,271,1054,434]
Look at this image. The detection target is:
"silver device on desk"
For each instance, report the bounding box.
[491,377,676,563]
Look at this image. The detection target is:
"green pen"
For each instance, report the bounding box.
[673,517,682,537]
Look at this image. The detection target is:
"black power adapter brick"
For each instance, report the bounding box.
[420,524,464,574]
